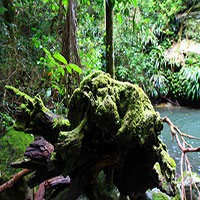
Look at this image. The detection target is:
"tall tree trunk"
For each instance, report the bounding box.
[62,0,81,67]
[106,0,115,79]
[61,0,81,98]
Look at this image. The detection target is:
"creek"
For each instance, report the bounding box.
[155,106,200,176]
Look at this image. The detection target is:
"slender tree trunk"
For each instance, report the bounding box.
[106,0,115,79]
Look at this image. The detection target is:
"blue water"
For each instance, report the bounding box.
[155,107,200,176]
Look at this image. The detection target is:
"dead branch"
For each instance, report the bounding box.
[34,182,45,200]
[34,175,70,200]
[162,116,200,200]
[0,169,33,193]
[185,155,200,199]
[162,116,200,152]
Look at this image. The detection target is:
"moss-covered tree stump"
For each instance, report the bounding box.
[5,71,178,199]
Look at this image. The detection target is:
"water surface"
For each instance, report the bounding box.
[155,107,200,175]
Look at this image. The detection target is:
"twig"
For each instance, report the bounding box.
[0,169,33,193]
[181,151,186,200]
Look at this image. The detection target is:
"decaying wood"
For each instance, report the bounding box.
[11,137,63,189]
[24,136,54,161]
[34,175,70,200]
[5,85,70,144]
[0,169,33,193]
[34,182,45,200]
[3,72,180,199]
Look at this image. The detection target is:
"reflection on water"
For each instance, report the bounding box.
[155,106,200,176]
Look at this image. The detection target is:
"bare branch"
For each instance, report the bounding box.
[162,116,200,152]
[0,169,33,193]
[162,116,200,200]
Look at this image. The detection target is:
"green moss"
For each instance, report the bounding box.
[33,94,50,114]
[153,138,177,194]
[153,138,176,170]
[171,194,181,200]
[59,116,87,148]
[94,171,120,199]
[5,85,53,119]
[5,85,34,106]
[53,117,70,129]
[153,192,170,200]
[162,150,176,168]
[154,162,171,192]
[70,71,163,147]
[0,127,33,184]
[5,86,70,143]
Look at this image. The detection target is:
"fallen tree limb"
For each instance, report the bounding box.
[34,175,70,200]
[162,116,200,152]
[0,169,33,193]
[162,116,200,200]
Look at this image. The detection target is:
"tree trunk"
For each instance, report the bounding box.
[106,0,115,79]
[61,0,81,98]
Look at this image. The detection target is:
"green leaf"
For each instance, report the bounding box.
[62,0,68,5]
[0,7,7,15]
[69,64,82,74]
[31,27,37,31]
[35,41,39,48]
[57,66,65,76]
[52,4,55,11]
[117,14,122,24]
[80,0,86,4]
[107,45,110,52]
[52,84,64,95]
[53,52,68,65]
[65,65,72,74]
[43,48,56,63]
[43,48,51,56]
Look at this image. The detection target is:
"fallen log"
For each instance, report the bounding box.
[3,71,178,199]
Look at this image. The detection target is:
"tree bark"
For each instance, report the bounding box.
[61,0,81,98]
[106,0,115,79]
[0,169,32,193]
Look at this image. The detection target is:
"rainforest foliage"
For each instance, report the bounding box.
[0,1,200,199]
[0,0,200,145]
